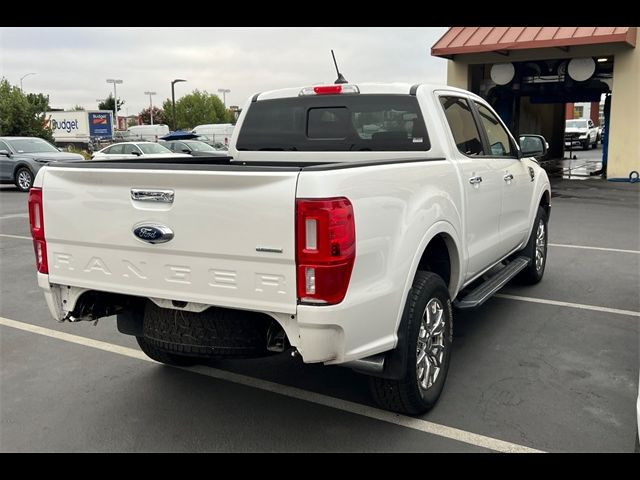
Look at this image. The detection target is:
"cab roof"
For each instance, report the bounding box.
[253,83,482,102]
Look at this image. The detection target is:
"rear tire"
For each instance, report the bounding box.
[15,167,34,192]
[517,206,548,284]
[136,336,199,366]
[370,272,453,415]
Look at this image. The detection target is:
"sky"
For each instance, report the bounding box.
[0,27,449,117]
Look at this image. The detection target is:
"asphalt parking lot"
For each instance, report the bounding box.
[1,177,638,452]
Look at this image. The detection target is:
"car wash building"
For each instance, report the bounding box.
[431,27,638,180]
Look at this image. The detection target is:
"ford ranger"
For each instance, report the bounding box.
[30,83,550,415]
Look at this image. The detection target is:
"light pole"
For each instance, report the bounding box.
[171,79,187,131]
[106,79,123,125]
[144,91,157,125]
[218,88,231,107]
[20,73,37,91]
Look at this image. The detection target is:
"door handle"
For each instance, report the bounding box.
[131,189,175,203]
[469,176,483,185]
[503,173,514,182]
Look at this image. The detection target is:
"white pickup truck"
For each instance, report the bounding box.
[30,83,551,415]
[564,118,598,150]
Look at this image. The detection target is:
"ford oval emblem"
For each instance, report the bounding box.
[133,224,174,244]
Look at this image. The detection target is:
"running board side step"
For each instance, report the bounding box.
[454,256,530,310]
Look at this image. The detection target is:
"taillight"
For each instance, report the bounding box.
[28,187,48,274]
[296,197,355,305]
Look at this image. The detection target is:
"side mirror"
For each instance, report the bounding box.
[182,149,191,154]
[519,134,547,158]
[131,150,141,156]
[0,149,10,157]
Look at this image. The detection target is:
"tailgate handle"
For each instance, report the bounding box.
[131,189,174,203]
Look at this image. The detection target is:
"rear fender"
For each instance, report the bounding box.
[379,223,462,380]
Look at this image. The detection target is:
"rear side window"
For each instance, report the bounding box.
[106,144,124,154]
[439,96,484,156]
[237,94,429,151]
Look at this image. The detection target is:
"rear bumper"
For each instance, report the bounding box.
[39,276,90,321]
[296,290,399,365]
[39,274,62,320]
[40,278,398,365]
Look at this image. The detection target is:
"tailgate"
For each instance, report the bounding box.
[42,165,300,314]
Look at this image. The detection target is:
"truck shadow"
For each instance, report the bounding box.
[141,303,495,414]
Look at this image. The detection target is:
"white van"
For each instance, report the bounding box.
[127,124,170,142]
[191,124,234,146]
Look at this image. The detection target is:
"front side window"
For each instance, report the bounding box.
[439,96,484,156]
[175,142,189,152]
[474,103,515,157]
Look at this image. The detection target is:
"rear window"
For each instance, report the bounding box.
[236,94,430,151]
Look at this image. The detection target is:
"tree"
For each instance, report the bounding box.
[26,93,51,114]
[99,94,125,114]
[162,90,234,130]
[0,78,54,142]
[72,104,85,111]
[138,106,166,125]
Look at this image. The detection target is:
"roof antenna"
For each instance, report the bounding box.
[331,50,348,84]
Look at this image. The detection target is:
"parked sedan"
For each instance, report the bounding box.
[159,140,229,157]
[92,142,191,160]
[0,136,85,191]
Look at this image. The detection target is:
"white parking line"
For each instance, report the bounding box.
[549,243,640,255]
[0,233,31,240]
[495,294,640,317]
[0,316,543,453]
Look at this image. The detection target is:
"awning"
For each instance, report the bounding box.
[432,27,637,58]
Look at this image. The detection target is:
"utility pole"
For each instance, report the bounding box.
[20,73,37,91]
[144,91,157,125]
[171,79,187,131]
[106,78,123,126]
[218,88,231,107]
